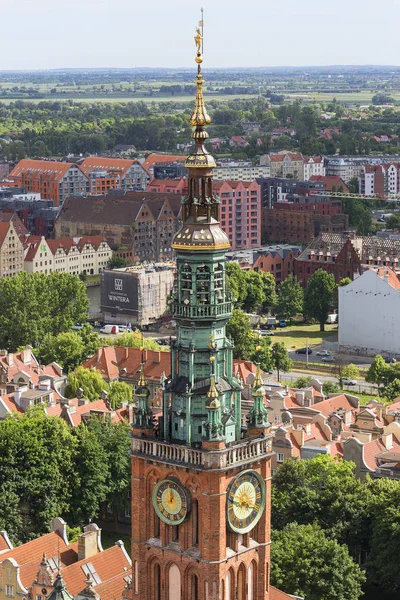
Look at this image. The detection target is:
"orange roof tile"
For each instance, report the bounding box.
[0,533,12,553]
[79,156,148,178]
[62,544,130,596]
[0,222,10,246]
[270,586,296,600]
[89,571,130,600]
[313,394,356,417]
[20,543,78,588]
[84,347,170,383]
[309,175,349,193]
[142,153,185,171]
[9,160,76,183]
[375,267,400,290]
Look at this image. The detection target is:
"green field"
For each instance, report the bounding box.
[286,90,400,104]
[268,323,338,351]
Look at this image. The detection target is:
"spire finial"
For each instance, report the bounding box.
[190,9,211,128]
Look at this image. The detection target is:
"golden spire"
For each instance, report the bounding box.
[252,362,263,392]
[207,376,219,399]
[189,9,211,128]
[138,362,146,387]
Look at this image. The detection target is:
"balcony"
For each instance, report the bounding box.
[131,435,273,470]
[172,301,232,320]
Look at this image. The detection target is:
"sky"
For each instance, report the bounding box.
[3,0,400,70]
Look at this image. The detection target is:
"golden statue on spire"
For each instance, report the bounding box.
[194,27,202,56]
[189,9,211,128]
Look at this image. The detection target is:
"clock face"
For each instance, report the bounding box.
[152,479,190,525]
[227,470,265,533]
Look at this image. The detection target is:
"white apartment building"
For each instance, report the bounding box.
[303,156,326,181]
[79,157,149,192]
[23,235,112,276]
[213,163,270,181]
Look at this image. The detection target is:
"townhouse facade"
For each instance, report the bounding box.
[264,153,305,179]
[262,207,349,245]
[9,160,89,206]
[79,157,149,193]
[303,156,326,180]
[23,235,113,276]
[213,180,261,250]
[146,177,188,195]
[0,220,24,277]
[253,246,301,284]
[213,162,270,181]
[359,163,400,197]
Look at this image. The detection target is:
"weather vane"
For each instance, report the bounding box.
[194,8,204,56]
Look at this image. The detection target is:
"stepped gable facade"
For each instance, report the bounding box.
[54,192,182,262]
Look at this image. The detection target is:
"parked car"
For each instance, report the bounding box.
[316,350,331,357]
[71,324,84,330]
[278,320,287,328]
[100,324,119,334]
[258,330,274,337]
[342,378,357,386]
[322,356,334,362]
[295,348,313,355]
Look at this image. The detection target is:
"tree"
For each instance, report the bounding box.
[303,269,335,331]
[106,331,163,351]
[0,272,89,351]
[227,309,272,370]
[226,262,247,307]
[66,367,108,401]
[271,342,292,382]
[260,271,277,314]
[271,522,366,600]
[36,331,85,372]
[108,381,133,409]
[275,275,304,323]
[365,354,390,389]
[338,277,352,287]
[293,375,312,389]
[108,256,127,269]
[382,378,400,401]
[322,380,340,395]
[242,271,266,313]
[70,424,109,524]
[342,364,360,380]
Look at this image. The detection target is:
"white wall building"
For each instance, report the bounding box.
[303,156,326,181]
[339,268,400,358]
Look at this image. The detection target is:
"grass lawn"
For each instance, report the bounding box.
[269,323,337,351]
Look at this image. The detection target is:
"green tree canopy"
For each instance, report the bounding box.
[227,309,272,371]
[226,262,247,307]
[303,269,335,331]
[259,271,277,314]
[0,272,89,351]
[365,354,391,388]
[66,367,108,402]
[36,331,85,372]
[275,274,304,323]
[242,271,266,313]
[108,381,133,409]
[271,342,292,381]
[271,522,366,600]
[322,380,340,395]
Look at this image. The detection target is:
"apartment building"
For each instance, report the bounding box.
[9,160,89,206]
[303,156,326,180]
[256,177,326,208]
[79,156,149,193]
[213,161,270,181]
[263,153,305,179]
[213,180,261,250]
[263,207,349,245]
[359,163,400,197]
[142,153,186,176]
[253,246,300,284]
[23,235,112,275]
[0,221,24,277]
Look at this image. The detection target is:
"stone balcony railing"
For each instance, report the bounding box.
[173,301,232,320]
[131,435,273,470]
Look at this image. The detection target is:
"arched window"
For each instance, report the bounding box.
[168,564,181,600]
[191,575,198,600]
[214,264,224,302]
[237,564,246,600]
[225,569,234,600]
[181,263,192,290]
[192,500,198,546]
[154,515,160,538]
[248,560,257,600]
[154,564,161,600]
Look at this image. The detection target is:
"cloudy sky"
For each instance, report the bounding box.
[3,0,400,70]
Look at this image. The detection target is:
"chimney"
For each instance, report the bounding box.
[76,387,84,399]
[21,345,32,365]
[124,347,129,361]
[295,391,305,406]
[101,390,108,401]
[291,427,305,446]
[78,530,98,561]
[7,353,14,367]
[382,433,393,450]
[38,379,51,391]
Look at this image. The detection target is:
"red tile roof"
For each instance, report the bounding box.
[375,267,400,290]
[0,222,10,246]
[9,160,76,182]
[270,586,297,600]
[84,347,170,382]
[62,544,130,596]
[269,153,303,162]
[65,399,125,427]
[79,157,146,178]
[0,533,12,553]
[309,175,349,193]
[142,154,185,171]
[313,394,356,417]
[89,571,130,600]
[0,212,28,237]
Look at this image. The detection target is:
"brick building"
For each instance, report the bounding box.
[54,191,182,262]
[262,207,349,245]
[147,177,188,195]
[9,160,89,206]
[79,156,149,193]
[296,232,400,286]
[142,153,186,176]
[213,180,261,250]
[253,246,300,284]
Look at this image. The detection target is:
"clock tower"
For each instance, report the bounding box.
[131,18,273,600]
